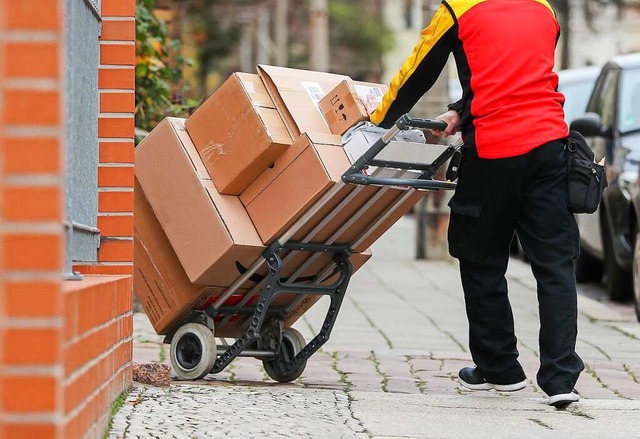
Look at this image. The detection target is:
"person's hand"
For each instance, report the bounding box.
[358,97,378,117]
[431,110,460,137]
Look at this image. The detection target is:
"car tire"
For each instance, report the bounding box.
[574,248,603,283]
[602,216,633,302]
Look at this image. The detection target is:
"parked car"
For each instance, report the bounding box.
[508,67,600,261]
[631,175,640,321]
[558,66,601,126]
[571,53,640,304]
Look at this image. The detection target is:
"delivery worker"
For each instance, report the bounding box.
[369,0,583,407]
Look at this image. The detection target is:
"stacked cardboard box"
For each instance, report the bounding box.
[134,66,435,336]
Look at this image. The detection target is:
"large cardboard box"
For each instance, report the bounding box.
[257,64,347,142]
[244,133,427,248]
[185,73,292,195]
[135,179,371,336]
[319,80,387,135]
[133,180,246,335]
[135,117,267,286]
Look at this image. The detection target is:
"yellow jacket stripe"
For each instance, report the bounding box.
[370,4,456,126]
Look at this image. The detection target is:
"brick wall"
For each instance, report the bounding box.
[0,0,135,438]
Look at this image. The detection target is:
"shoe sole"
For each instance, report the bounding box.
[548,393,579,407]
[459,379,527,392]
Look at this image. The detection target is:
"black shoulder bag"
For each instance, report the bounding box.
[565,131,608,214]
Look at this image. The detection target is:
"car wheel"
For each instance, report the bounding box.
[574,248,603,283]
[602,217,633,302]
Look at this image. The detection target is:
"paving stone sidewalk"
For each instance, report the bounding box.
[111,216,640,438]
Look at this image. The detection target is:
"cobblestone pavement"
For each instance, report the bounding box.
[111,216,640,438]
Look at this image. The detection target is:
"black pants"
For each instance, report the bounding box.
[447,139,584,396]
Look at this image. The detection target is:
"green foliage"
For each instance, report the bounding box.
[328,0,395,79]
[187,1,243,85]
[135,0,197,138]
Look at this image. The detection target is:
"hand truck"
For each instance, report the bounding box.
[166,114,459,382]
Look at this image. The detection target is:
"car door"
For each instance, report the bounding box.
[575,67,620,256]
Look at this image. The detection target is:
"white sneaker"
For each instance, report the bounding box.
[548,389,580,407]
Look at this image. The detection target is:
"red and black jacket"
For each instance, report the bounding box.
[371,0,568,159]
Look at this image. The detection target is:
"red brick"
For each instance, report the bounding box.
[5,90,60,125]
[4,137,61,174]
[2,375,57,412]
[65,291,79,340]
[98,166,134,187]
[3,186,61,221]
[100,44,135,65]
[99,142,134,163]
[6,281,60,317]
[100,92,135,113]
[102,0,136,17]
[7,0,61,30]
[2,423,56,438]
[98,68,134,89]
[74,264,133,275]
[98,191,133,212]
[6,42,59,78]
[98,215,133,237]
[4,328,60,365]
[98,240,133,263]
[98,117,134,138]
[5,233,62,271]
[100,20,135,41]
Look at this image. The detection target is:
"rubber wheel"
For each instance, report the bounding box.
[170,323,217,380]
[633,233,640,322]
[602,218,632,302]
[574,247,603,283]
[263,328,307,383]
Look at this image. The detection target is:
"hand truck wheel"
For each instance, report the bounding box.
[263,327,307,383]
[170,323,217,380]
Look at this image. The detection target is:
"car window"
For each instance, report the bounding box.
[618,68,640,134]
[561,81,596,124]
[587,68,619,132]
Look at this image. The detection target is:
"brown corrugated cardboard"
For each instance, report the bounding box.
[185,73,292,195]
[135,117,267,286]
[134,178,372,336]
[239,131,343,207]
[257,65,350,139]
[134,180,233,334]
[244,133,426,248]
[245,135,350,243]
[136,184,375,334]
[319,80,388,135]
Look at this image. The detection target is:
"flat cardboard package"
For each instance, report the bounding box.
[135,117,267,286]
[319,80,387,135]
[244,133,426,248]
[256,64,347,143]
[135,180,370,336]
[185,73,292,195]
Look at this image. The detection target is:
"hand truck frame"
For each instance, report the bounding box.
[165,114,459,382]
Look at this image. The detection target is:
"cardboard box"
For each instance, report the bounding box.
[257,64,347,142]
[135,178,372,335]
[136,117,267,286]
[319,80,387,135]
[244,133,427,248]
[133,180,247,335]
[185,73,292,195]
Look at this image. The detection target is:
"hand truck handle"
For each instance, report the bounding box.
[396,114,448,131]
[341,113,457,191]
